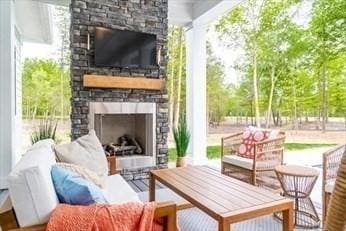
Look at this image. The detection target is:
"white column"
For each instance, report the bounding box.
[0,0,16,189]
[186,21,208,165]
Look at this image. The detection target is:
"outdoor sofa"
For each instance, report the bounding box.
[0,139,176,231]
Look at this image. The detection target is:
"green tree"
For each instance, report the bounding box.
[54,6,71,119]
[167,26,230,127]
[207,44,231,124]
[22,59,71,118]
[216,0,264,127]
[174,27,185,128]
[310,0,346,131]
[216,0,299,127]
[167,26,187,129]
[215,0,345,130]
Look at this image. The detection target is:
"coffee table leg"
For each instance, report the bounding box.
[218,219,230,231]
[282,205,294,231]
[149,172,156,202]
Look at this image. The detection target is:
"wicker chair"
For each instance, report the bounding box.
[322,144,346,226]
[221,130,285,185]
[324,150,346,231]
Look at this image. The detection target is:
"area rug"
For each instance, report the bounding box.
[138,189,322,230]
[178,207,322,231]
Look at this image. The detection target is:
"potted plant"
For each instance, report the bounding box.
[173,117,190,167]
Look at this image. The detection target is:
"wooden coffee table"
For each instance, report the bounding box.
[149,166,294,231]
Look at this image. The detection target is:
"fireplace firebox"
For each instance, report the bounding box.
[89,102,156,170]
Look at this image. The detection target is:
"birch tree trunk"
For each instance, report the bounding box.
[174,28,184,128]
[321,63,327,133]
[253,45,261,127]
[60,63,64,119]
[168,27,175,130]
[292,76,298,130]
[265,65,275,128]
[321,25,327,133]
[316,70,321,130]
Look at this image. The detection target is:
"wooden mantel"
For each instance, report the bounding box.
[83,75,165,90]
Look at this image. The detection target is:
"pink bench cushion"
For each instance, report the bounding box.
[237,127,269,159]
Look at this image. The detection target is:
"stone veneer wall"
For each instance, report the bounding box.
[70,0,169,179]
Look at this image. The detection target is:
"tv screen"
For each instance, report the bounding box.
[95,27,157,69]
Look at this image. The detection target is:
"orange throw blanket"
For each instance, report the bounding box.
[46,202,162,231]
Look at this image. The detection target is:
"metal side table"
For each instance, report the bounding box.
[275,165,320,229]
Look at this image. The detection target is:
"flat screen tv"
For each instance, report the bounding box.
[95,27,158,69]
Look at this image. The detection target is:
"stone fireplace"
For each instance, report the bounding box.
[70,0,169,180]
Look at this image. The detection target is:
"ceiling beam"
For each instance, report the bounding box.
[168,2,193,27]
[192,0,242,25]
[169,0,241,27]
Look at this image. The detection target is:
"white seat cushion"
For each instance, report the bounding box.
[325,181,335,193]
[8,139,58,227]
[102,174,140,204]
[223,155,279,170]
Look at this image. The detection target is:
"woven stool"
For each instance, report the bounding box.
[275,165,320,229]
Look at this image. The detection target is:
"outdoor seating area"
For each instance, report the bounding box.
[0,135,178,231]
[0,130,345,231]
[0,0,345,230]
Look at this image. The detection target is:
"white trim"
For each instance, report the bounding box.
[0,0,16,189]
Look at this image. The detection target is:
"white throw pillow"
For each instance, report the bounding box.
[54,130,108,177]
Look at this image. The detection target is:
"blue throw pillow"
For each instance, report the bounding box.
[51,165,107,205]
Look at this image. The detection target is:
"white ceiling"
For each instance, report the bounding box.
[168,0,227,26]
[16,0,239,43]
[34,0,233,27]
[15,0,53,44]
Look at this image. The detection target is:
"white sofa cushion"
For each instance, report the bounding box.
[223,155,280,170]
[8,139,58,227]
[102,174,140,204]
[325,181,335,193]
[54,130,108,177]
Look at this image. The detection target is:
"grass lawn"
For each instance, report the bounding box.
[168,143,335,162]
